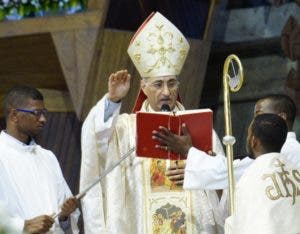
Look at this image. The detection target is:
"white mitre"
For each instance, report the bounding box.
[127,12,190,78]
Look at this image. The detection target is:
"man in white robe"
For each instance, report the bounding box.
[225,113,300,234]
[0,86,79,234]
[80,12,225,234]
[155,94,300,190]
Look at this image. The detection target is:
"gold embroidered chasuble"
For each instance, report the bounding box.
[80,96,223,234]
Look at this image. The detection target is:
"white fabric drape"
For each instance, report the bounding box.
[225,153,300,234]
[184,132,300,190]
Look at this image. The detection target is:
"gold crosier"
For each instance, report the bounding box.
[222,54,244,215]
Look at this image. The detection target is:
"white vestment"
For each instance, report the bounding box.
[184,132,300,190]
[0,131,79,234]
[80,95,225,234]
[0,202,18,233]
[225,152,300,234]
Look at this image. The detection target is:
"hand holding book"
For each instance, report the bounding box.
[152,123,192,156]
[136,109,213,160]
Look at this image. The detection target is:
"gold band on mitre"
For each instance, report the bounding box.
[127,12,190,78]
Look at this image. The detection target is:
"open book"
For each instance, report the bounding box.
[136,109,213,160]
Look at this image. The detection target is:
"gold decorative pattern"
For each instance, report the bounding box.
[262,159,300,205]
[127,12,189,78]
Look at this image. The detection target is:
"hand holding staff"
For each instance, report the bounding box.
[53,147,135,219]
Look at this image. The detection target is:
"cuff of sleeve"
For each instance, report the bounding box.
[103,93,122,123]
[105,94,122,108]
[185,147,208,170]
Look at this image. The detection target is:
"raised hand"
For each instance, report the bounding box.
[152,123,192,156]
[58,197,78,221]
[24,215,54,233]
[108,70,131,102]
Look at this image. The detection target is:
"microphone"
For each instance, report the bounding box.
[161,104,171,112]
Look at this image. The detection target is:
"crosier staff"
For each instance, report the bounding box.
[53,147,135,219]
[222,54,244,215]
[54,104,172,218]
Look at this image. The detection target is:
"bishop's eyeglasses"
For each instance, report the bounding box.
[146,80,180,91]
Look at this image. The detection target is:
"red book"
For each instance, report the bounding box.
[136,109,213,160]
